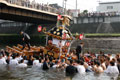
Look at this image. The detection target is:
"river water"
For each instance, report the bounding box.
[0,45,120,80]
[0,65,120,80]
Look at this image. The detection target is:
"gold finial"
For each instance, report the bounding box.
[62,16,70,26]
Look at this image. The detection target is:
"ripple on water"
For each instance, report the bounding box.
[0,65,119,80]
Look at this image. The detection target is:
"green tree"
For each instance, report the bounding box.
[83,10,88,14]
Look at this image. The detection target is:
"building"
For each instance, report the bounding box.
[49,3,63,14]
[97,1,120,13]
[68,9,80,17]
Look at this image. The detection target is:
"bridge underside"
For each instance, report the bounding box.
[0,2,57,24]
[0,13,56,24]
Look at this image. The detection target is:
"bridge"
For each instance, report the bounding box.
[0,0,59,24]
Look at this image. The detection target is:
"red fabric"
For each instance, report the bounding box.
[57,14,62,20]
[62,33,66,39]
[79,34,83,40]
[38,26,42,32]
[66,42,70,47]
[84,57,89,62]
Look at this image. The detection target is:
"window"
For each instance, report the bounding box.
[107,6,113,9]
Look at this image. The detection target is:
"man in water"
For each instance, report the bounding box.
[76,43,84,60]
[20,31,31,50]
[65,60,78,76]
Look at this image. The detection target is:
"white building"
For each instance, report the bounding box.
[68,9,80,17]
[97,1,120,13]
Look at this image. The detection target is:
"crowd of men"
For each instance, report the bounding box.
[0,46,120,76]
[78,12,120,17]
[4,0,72,16]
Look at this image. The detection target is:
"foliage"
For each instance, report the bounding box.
[82,10,88,14]
[85,33,120,38]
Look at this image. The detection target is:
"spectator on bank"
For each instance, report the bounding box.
[5,0,72,15]
[31,0,36,9]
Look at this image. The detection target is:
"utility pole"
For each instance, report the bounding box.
[63,0,64,14]
[76,0,78,17]
[76,0,77,11]
[65,0,67,15]
[62,0,67,15]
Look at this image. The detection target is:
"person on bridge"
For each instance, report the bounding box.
[20,31,31,50]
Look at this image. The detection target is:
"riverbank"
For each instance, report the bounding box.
[85,33,120,38]
[1,34,120,54]
[74,33,120,54]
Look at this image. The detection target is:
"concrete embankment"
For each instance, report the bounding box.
[69,22,120,33]
[72,37,120,54]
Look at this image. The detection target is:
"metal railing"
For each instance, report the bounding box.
[3,0,72,16]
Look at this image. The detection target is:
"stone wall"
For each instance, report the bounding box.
[71,38,120,54]
[69,22,120,33]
